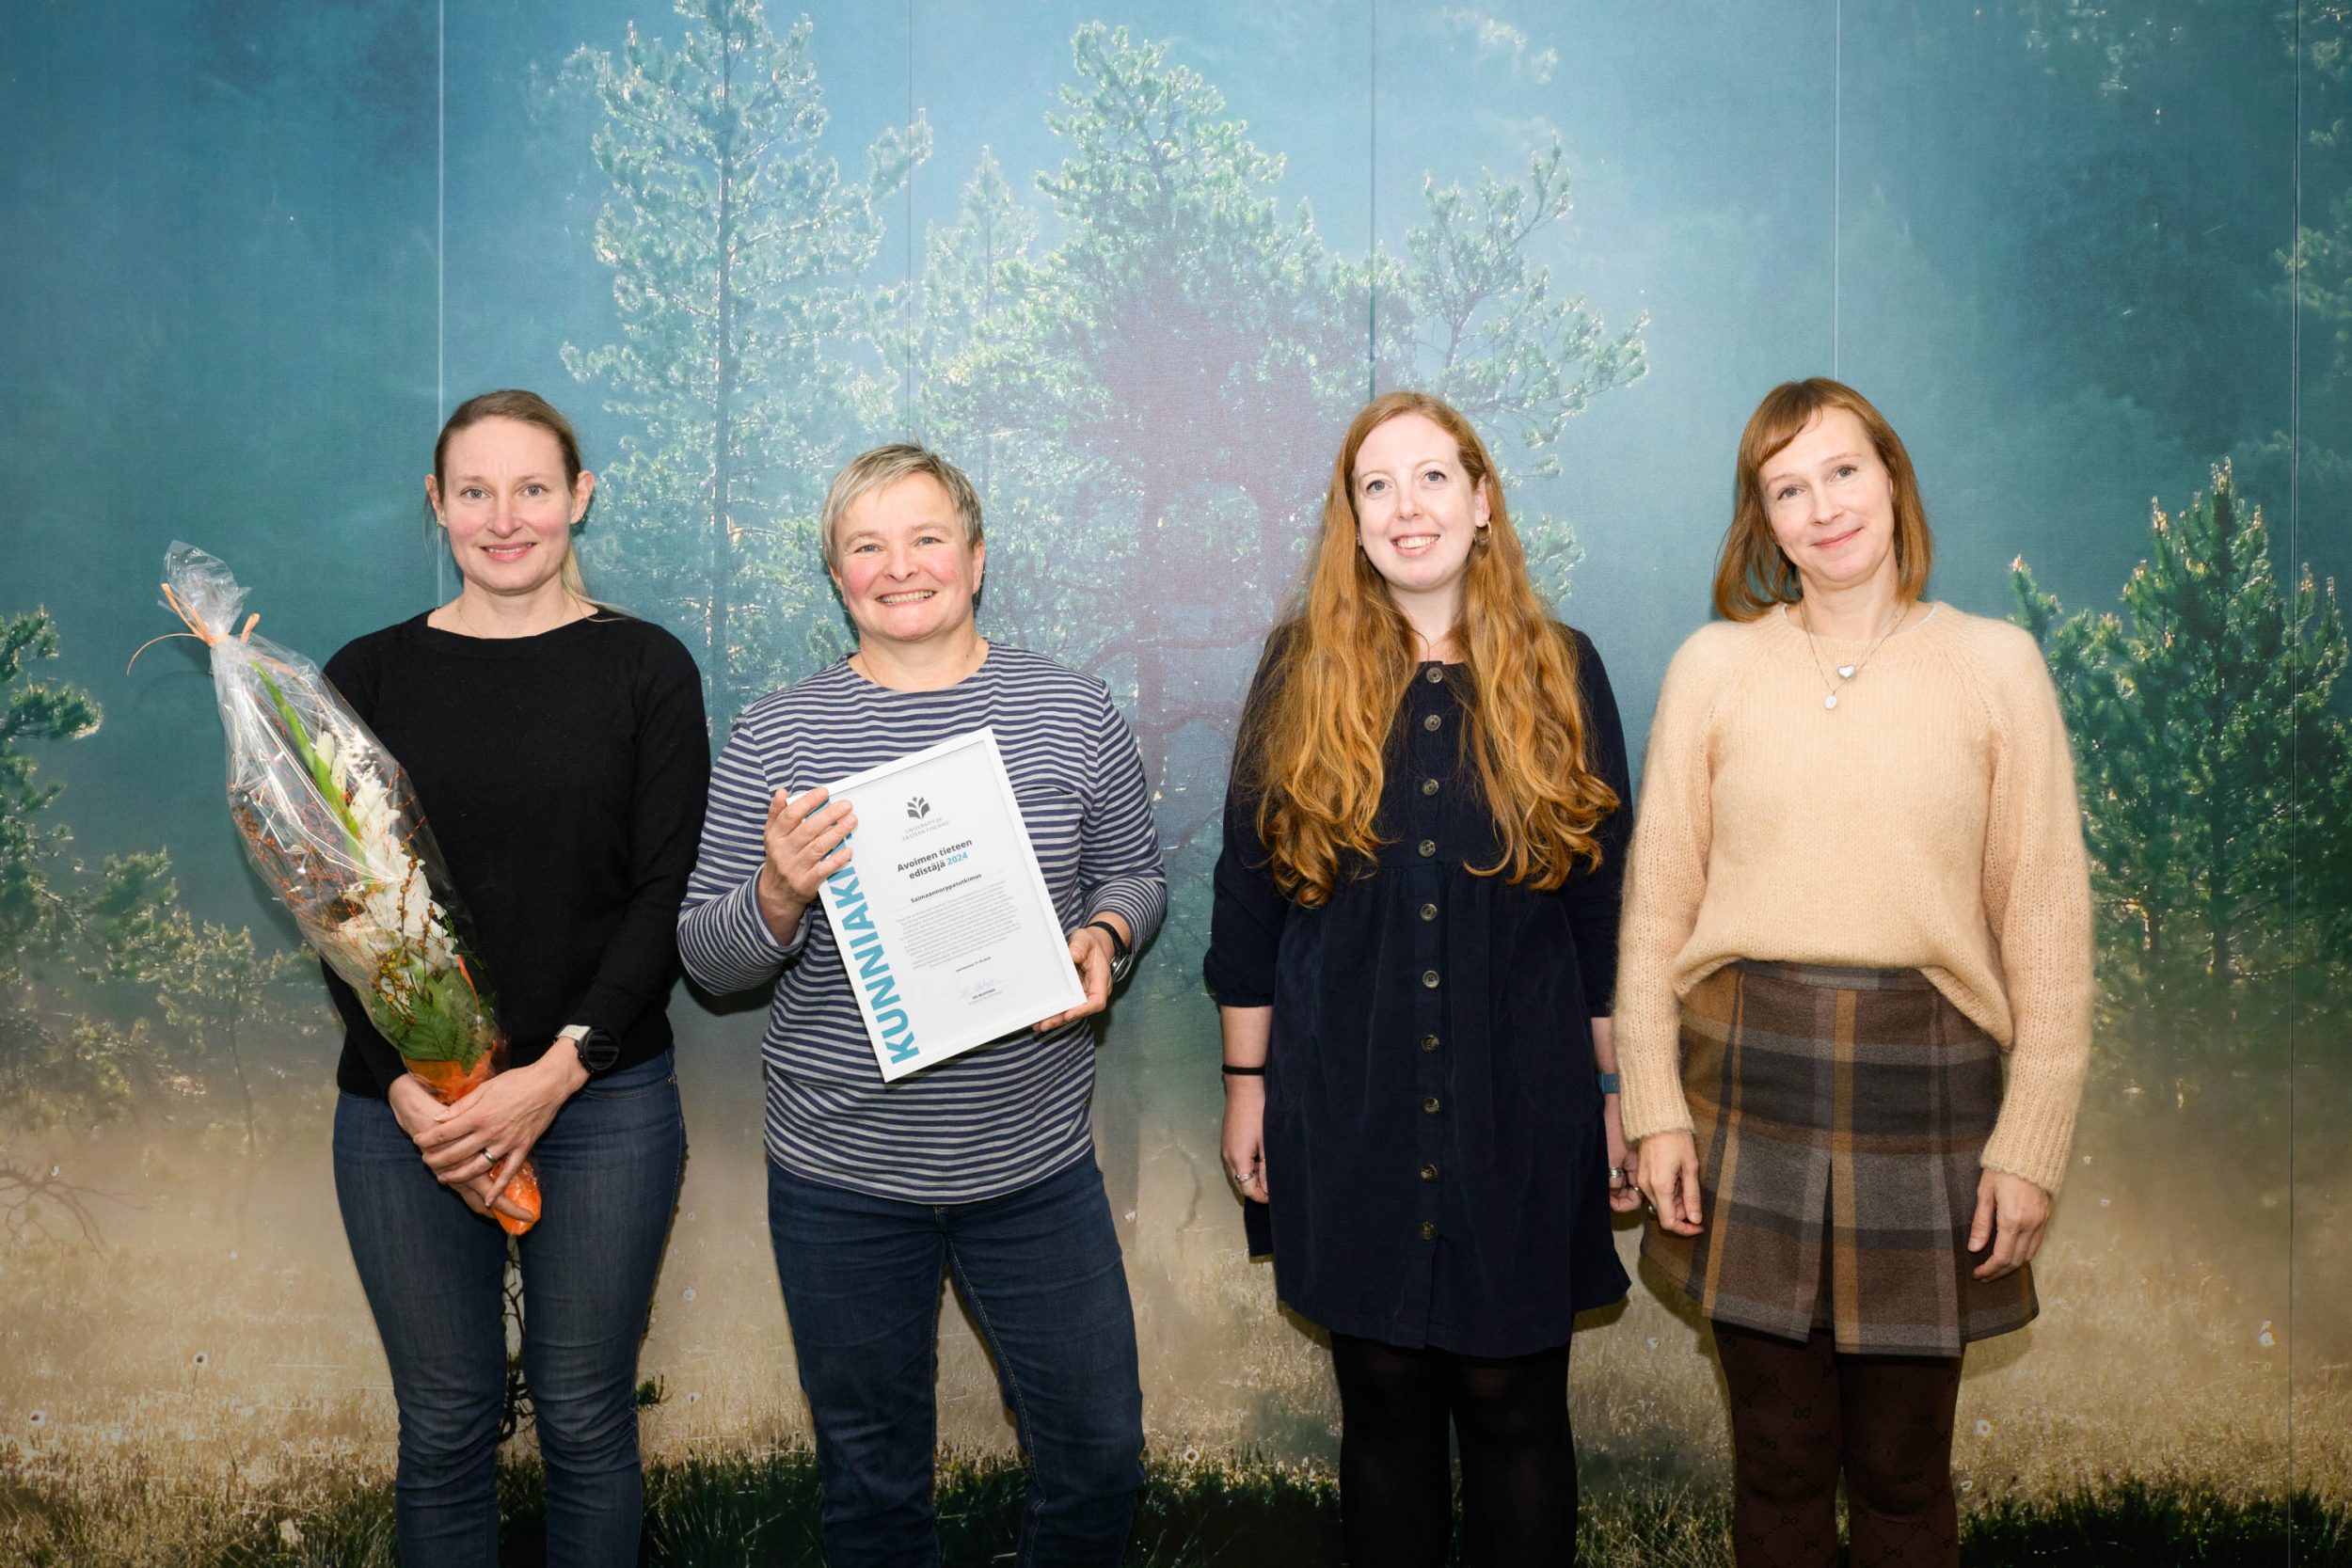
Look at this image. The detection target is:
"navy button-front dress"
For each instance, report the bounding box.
[1205,629,1633,1356]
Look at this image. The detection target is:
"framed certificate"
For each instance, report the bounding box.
[815,727,1087,1081]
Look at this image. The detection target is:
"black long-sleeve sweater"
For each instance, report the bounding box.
[321,611,709,1098]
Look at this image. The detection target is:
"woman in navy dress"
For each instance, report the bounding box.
[1206,390,1637,1566]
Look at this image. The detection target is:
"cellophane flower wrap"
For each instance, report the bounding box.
[161,543,542,1235]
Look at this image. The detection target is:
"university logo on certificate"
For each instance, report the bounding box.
[814,727,1086,1081]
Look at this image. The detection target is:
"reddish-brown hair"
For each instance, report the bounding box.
[1713,377,1933,620]
[1239,391,1618,907]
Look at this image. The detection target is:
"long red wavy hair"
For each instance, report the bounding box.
[1239,391,1618,907]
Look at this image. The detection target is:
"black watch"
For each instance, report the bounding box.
[557,1022,620,1074]
[1083,919,1135,983]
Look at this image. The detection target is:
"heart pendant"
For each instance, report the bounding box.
[1836,664,1857,679]
[1824,693,1839,710]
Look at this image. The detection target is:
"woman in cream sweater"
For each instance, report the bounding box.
[1617,377,2093,1568]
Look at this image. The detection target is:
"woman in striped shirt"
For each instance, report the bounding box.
[678,444,1166,1568]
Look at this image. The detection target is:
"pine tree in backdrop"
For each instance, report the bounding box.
[564,0,929,711]
[2013,465,2350,1101]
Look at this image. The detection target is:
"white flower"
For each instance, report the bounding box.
[1974,1418,1993,1437]
[340,848,459,974]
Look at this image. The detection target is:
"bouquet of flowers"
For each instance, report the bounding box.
[155,543,542,1235]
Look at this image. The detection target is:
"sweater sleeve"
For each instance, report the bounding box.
[563,631,711,1041]
[1075,684,1168,950]
[1558,629,1633,1017]
[1202,636,1290,1008]
[1974,631,2095,1194]
[677,704,807,994]
[1613,631,1724,1144]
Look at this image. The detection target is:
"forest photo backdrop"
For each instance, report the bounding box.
[2,1,2348,1562]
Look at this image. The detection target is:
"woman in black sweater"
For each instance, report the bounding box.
[323,389,708,1568]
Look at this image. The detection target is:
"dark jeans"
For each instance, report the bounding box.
[767,1154,1145,1568]
[1713,1319,1965,1568]
[333,1051,686,1568]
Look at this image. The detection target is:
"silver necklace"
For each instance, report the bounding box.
[1797,600,1905,710]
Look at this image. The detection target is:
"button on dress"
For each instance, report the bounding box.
[1205,630,1633,1355]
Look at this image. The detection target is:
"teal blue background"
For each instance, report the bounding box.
[0,1,2344,1554]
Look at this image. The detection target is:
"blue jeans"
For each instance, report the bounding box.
[767,1154,1145,1568]
[333,1051,686,1568]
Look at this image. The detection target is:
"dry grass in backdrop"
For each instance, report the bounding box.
[0,1087,2344,1564]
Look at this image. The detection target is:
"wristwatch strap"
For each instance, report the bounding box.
[557,1022,620,1074]
[1083,919,1135,983]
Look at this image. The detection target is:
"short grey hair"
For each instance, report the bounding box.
[818,444,985,567]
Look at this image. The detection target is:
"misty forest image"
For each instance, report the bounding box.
[4,0,2351,1562]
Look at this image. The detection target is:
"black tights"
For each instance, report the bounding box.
[1330,1334,1577,1568]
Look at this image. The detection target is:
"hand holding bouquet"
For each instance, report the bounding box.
[155,543,543,1235]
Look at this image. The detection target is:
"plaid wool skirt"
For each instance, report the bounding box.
[1643,960,2036,1356]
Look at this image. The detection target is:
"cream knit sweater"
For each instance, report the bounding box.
[1613,603,2095,1195]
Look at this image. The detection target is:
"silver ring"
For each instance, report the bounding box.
[481,1149,498,1166]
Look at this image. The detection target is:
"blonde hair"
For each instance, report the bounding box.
[1714,377,1933,620]
[819,445,985,568]
[1239,391,1619,907]
[433,388,601,607]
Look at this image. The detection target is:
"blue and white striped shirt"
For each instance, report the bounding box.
[678,646,1168,1203]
